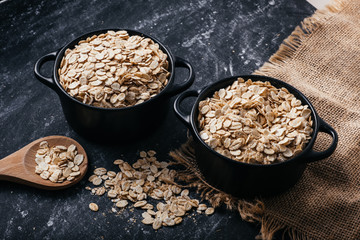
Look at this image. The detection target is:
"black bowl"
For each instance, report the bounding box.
[174,75,337,197]
[34,29,195,140]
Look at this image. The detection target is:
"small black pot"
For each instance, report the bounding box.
[174,75,338,197]
[34,29,195,140]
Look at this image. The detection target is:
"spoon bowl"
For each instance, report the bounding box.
[0,136,88,190]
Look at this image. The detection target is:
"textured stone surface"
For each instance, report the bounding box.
[0,0,314,239]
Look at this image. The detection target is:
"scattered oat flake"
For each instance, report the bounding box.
[205,207,215,215]
[85,150,214,230]
[89,203,99,212]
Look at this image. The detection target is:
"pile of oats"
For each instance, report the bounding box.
[86,150,214,230]
[58,30,170,108]
[34,141,84,182]
[198,78,313,164]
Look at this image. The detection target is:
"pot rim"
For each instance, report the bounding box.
[52,28,177,111]
[189,75,320,168]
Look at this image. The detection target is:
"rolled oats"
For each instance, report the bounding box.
[67,176,75,181]
[34,141,84,183]
[134,200,147,208]
[74,154,84,165]
[58,30,170,108]
[92,177,103,186]
[86,150,214,230]
[174,217,183,225]
[197,204,207,211]
[94,167,107,176]
[107,190,117,198]
[95,187,106,196]
[198,78,313,164]
[142,217,155,225]
[205,207,215,215]
[89,203,99,212]
[116,200,128,208]
[152,218,162,230]
[113,159,124,165]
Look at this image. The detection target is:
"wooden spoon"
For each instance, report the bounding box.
[0,136,88,190]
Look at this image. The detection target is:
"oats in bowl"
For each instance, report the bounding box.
[174,75,337,196]
[58,30,170,108]
[197,77,313,164]
[35,28,194,139]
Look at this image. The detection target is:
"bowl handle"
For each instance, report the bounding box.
[34,51,58,91]
[306,118,338,163]
[167,57,195,96]
[173,89,200,128]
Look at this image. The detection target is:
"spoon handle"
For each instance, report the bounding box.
[0,148,27,181]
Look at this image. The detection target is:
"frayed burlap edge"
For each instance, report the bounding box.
[169,1,348,239]
[255,0,347,76]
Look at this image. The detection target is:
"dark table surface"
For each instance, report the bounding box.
[0,0,314,239]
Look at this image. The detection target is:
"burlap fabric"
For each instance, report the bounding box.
[170,0,360,239]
